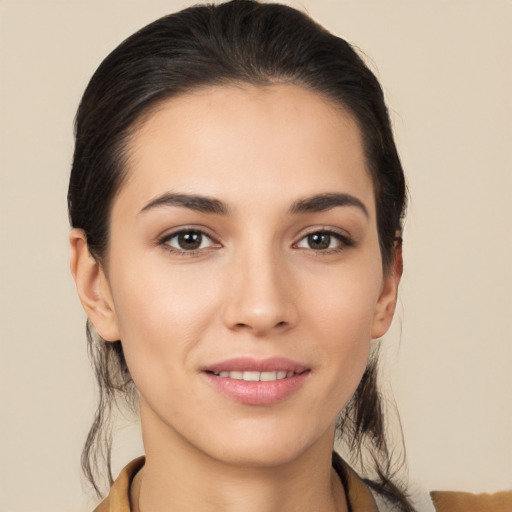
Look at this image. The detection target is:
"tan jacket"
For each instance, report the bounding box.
[93,454,379,512]
[93,456,512,512]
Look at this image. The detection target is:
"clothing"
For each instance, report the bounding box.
[93,457,144,512]
[429,489,512,512]
[93,453,379,512]
[94,454,512,512]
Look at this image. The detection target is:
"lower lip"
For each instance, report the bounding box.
[203,371,310,405]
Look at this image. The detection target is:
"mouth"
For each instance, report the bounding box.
[208,370,297,381]
[202,357,310,405]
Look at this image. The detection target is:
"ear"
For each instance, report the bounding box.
[69,228,120,342]
[371,238,403,339]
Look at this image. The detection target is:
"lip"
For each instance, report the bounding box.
[202,357,311,405]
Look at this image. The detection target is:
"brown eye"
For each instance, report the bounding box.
[296,230,351,252]
[307,233,331,250]
[164,230,215,251]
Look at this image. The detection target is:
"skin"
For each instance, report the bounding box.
[70,84,401,512]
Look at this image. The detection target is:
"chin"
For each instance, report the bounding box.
[200,419,334,469]
[211,445,306,469]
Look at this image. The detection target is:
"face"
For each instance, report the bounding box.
[81,84,399,468]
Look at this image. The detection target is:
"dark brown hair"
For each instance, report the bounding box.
[68,1,411,509]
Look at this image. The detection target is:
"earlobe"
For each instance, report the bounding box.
[371,241,403,339]
[69,228,120,342]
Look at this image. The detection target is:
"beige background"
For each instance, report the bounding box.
[1,1,511,511]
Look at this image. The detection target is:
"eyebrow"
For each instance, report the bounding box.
[139,191,368,218]
[139,193,229,215]
[289,193,369,218]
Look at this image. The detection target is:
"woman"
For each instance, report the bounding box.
[68,1,412,510]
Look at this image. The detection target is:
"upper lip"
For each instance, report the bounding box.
[203,357,309,374]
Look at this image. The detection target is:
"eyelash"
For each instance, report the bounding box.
[157,228,354,256]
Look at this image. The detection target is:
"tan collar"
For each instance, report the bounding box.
[93,455,378,512]
[341,464,379,512]
[93,457,145,512]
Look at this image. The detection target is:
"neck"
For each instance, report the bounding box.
[133,405,348,512]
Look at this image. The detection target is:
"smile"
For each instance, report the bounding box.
[203,357,310,405]
[212,370,296,381]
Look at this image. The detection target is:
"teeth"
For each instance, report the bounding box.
[214,370,295,381]
[243,371,260,381]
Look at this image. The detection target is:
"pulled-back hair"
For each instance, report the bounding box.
[68,1,410,509]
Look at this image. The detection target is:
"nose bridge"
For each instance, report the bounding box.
[223,238,296,335]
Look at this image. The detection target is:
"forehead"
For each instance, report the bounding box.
[118,83,374,216]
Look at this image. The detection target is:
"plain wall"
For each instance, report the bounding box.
[1,1,511,511]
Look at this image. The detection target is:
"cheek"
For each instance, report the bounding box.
[319,291,373,380]
[307,256,382,397]
[310,256,383,339]
[107,258,222,387]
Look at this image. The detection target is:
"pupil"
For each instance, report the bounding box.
[179,232,201,250]
[309,233,330,250]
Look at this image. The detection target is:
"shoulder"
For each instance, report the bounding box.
[332,452,380,512]
[430,489,512,512]
[92,453,512,512]
[92,457,145,512]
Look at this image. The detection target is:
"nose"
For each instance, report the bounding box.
[222,247,298,337]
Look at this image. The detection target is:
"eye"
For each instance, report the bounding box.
[295,231,351,252]
[161,229,218,252]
